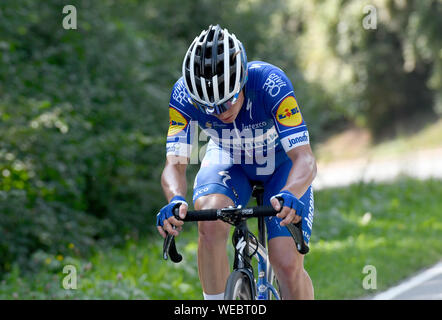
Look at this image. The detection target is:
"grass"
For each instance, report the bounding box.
[308,177,442,299]
[0,177,441,299]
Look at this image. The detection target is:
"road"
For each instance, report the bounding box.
[313,147,442,190]
[372,261,442,300]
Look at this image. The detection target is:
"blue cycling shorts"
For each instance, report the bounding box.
[192,142,314,244]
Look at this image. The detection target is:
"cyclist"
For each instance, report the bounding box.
[157,25,317,300]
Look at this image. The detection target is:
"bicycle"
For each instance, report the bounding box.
[162,183,309,300]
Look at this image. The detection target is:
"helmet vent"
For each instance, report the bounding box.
[182,24,248,106]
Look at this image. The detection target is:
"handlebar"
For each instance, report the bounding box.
[162,203,309,263]
[182,205,285,221]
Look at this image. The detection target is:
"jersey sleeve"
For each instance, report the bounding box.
[166,79,196,158]
[261,66,310,152]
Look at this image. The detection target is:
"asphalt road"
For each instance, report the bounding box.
[372,261,442,300]
[313,147,442,190]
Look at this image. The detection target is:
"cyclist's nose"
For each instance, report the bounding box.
[217,110,235,122]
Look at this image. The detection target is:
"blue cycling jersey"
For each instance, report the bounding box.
[165,61,314,243]
[166,61,310,165]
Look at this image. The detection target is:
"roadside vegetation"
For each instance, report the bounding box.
[1,178,440,299]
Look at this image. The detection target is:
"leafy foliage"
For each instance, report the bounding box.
[0,0,441,278]
[280,0,442,138]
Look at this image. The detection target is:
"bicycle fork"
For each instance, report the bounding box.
[232,220,280,300]
[232,220,257,299]
[254,190,279,299]
[255,246,280,300]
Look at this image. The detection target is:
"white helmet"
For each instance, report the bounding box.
[182,25,248,115]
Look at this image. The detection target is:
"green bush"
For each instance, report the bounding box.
[1,0,440,277]
[0,0,169,272]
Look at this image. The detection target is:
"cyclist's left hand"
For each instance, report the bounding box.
[270,190,304,226]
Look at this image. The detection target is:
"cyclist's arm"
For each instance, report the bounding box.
[260,66,316,225]
[270,145,316,227]
[282,145,317,200]
[159,78,195,236]
[161,155,188,204]
[163,78,195,206]
[157,155,189,237]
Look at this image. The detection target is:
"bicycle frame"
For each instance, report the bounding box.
[230,218,280,300]
[231,220,257,299]
[162,184,308,299]
[255,239,280,300]
[253,185,280,300]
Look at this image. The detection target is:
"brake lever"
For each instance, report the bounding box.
[162,227,183,263]
[286,222,309,254]
[276,197,309,255]
[163,233,172,260]
[162,206,183,263]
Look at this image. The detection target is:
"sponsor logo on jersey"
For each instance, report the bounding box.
[218,170,231,187]
[246,99,253,120]
[263,72,287,97]
[287,132,309,148]
[205,121,227,129]
[241,121,268,130]
[211,127,279,152]
[193,186,209,200]
[304,188,314,232]
[276,96,303,127]
[167,108,188,136]
[166,142,181,153]
[249,63,266,69]
[172,81,188,106]
[281,131,309,151]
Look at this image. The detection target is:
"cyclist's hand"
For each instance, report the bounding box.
[156,196,188,238]
[270,190,304,227]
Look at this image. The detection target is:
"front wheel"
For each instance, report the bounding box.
[224,270,254,300]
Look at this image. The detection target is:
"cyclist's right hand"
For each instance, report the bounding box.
[156,195,188,238]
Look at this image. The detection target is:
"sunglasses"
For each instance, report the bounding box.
[192,89,242,115]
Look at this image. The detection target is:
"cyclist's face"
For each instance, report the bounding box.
[216,90,244,123]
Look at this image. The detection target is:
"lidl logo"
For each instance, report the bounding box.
[167,108,188,136]
[276,96,302,127]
